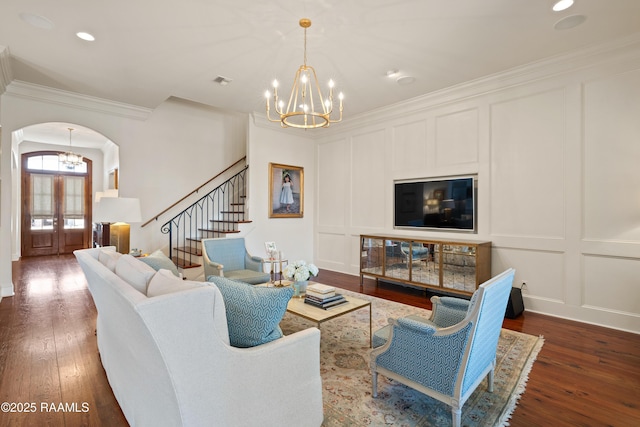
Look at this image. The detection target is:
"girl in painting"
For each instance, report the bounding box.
[280,173,294,212]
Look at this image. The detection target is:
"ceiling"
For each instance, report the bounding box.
[2,0,640,143]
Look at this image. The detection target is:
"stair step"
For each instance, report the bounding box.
[199,228,241,234]
[210,220,252,224]
[175,246,202,256]
[172,257,201,269]
[230,203,245,207]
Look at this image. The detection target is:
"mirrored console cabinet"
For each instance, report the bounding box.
[360,234,491,296]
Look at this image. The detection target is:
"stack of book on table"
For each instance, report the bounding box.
[304,283,347,310]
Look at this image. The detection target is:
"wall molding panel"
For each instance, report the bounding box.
[583,68,640,244]
[434,107,479,168]
[350,130,386,229]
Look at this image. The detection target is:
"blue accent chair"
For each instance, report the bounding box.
[370,268,515,427]
[202,238,270,285]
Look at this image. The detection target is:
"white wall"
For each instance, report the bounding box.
[313,37,640,334]
[245,116,315,264]
[101,142,119,192]
[0,95,5,300]
[123,97,247,252]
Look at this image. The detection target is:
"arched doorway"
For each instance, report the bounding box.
[21,151,93,256]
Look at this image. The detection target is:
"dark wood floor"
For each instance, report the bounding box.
[1,255,639,426]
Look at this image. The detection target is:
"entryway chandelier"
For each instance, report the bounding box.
[265,18,344,129]
[59,127,83,168]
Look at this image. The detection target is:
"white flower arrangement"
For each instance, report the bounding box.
[283,260,319,282]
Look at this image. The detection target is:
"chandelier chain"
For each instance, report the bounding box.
[59,127,83,168]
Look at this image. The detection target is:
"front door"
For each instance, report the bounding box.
[21,152,92,256]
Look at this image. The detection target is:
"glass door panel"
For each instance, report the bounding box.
[384,239,408,281]
[442,245,477,293]
[361,237,384,275]
[411,242,439,287]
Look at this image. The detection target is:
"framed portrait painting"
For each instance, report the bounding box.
[269,163,303,218]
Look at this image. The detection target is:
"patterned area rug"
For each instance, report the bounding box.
[280,289,544,427]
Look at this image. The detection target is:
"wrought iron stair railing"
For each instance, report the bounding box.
[161,165,249,268]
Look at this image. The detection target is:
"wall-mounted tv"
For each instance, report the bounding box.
[394,176,476,232]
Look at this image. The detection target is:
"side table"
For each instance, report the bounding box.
[263,258,288,284]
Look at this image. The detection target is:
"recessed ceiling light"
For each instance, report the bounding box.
[397,76,416,86]
[19,12,54,29]
[554,14,586,30]
[552,0,574,12]
[386,70,400,78]
[76,32,95,41]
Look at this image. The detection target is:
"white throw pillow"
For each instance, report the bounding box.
[147,269,204,297]
[98,249,121,272]
[115,254,156,294]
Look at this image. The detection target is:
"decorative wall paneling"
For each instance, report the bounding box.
[317,138,349,228]
[315,40,640,333]
[489,88,566,239]
[391,119,428,172]
[351,129,386,229]
[434,108,479,168]
[583,68,640,243]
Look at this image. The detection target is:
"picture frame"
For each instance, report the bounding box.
[269,163,303,218]
[265,241,278,258]
[108,168,119,190]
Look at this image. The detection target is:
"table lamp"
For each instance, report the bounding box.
[94,197,142,254]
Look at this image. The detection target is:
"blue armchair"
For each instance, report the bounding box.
[202,238,270,285]
[370,269,515,427]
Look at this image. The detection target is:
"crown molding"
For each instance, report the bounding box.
[0,45,13,95]
[5,80,152,121]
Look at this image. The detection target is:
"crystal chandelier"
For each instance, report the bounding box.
[59,127,83,168]
[265,18,344,129]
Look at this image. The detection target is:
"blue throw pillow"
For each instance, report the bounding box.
[138,250,180,277]
[209,276,293,348]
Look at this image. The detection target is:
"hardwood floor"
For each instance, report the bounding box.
[1,255,639,426]
[1,254,128,427]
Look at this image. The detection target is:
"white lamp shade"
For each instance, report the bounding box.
[94,197,142,223]
[95,189,119,202]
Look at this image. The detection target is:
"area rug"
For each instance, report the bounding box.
[279,289,544,427]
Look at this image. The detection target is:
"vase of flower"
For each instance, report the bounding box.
[293,280,309,298]
[283,260,318,298]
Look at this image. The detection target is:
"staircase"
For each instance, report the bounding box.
[160,165,249,277]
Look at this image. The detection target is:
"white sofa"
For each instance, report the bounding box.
[74,247,323,427]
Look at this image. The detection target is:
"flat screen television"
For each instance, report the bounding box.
[394,176,476,232]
